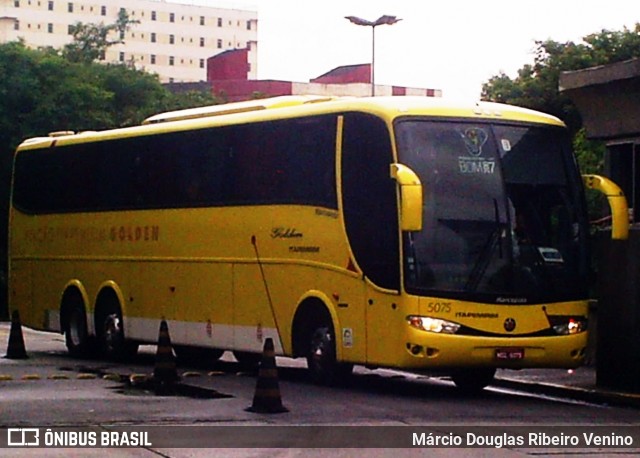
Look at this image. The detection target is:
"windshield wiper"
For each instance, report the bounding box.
[464,199,504,292]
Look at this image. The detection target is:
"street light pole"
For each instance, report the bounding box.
[345,15,402,96]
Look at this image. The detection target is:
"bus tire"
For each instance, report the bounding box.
[233,351,262,369]
[451,368,496,393]
[63,302,93,358]
[306,325,353,386]
[98,308,138,361]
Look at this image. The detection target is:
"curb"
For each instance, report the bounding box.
[493,377,640,409]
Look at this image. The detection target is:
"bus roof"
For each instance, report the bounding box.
[141,95,341,124]
[17,96,565,149]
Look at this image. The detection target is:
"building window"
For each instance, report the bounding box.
[150,33,156,43]
[14,1,20,7]
[247,20,251,30]
[170,13,175,23]
[14,20,19,31]
[119,52,125,62]
[68,2,73,13]
[199,37,205,47]
[47,23,53,33]
[68,24,73,34]
[217,39,222,49]
[48,1,54,11]
[151,11,156,21]
[200,16,205,26]
[119,30,125,40]
[99,50,105,60]
[217,18,222,27]
[101,5,106,16]
[169,34,175,45]
[169,56,174,66]
[199,59,204,69]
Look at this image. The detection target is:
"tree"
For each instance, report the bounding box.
[482,23,640,135]
[63,9,140,64]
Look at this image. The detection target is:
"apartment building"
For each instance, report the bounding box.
[0,0,258,82]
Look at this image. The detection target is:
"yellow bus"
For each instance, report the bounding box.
[8,95,628,391]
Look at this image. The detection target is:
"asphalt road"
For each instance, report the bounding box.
[1,324,639,457]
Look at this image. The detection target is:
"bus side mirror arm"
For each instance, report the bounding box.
[390,163,423,232]
[582,174,629,240]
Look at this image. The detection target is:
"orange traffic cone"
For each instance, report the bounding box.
[152,320,179,394]
[246,338,288,413]
[5,310,28,359]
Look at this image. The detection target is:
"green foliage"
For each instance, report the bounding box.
[482,23,640,135]
[0,41,218,153]
[164,89,220,112]
[573,128,605,175]
[573,128,607,220]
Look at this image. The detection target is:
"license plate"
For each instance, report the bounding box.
[495,348,525,360]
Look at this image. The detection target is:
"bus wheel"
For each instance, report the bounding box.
[64,304,93,358]
[99,310,138,361]
[233,351,262,369]
[307,325,353,386]
[451,368,496,393]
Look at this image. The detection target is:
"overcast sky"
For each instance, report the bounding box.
[177,0,638,100]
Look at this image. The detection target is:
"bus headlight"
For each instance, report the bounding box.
[552,317,587,335]
[407,315,460,334]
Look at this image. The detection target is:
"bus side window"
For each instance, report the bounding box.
[286,116,337,208]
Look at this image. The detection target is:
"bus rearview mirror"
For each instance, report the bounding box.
[390,163,423,232]
[582,174,629,240]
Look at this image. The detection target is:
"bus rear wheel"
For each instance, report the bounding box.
[64,304,93,358]
[99,310,138,361]
[306,325,353,386]
[451,368,496,393]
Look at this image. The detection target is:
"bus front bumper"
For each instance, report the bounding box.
[398,330,588,370]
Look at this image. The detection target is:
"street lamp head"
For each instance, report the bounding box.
[345,15,402,27]
[345,16,374,27]
[375,15,402,26]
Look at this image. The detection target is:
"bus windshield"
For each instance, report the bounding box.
[395,119,589,304]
